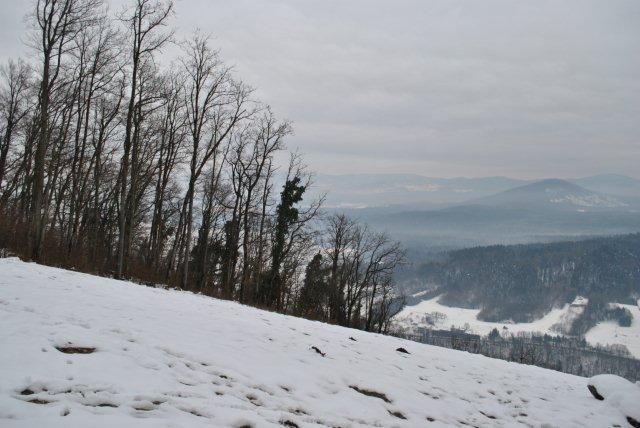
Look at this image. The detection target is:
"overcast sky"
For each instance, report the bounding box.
[1,0,638,179]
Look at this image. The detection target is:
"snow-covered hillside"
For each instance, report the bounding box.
[0,258,635,427]
[395,295,585,336]
[587,303,640,359]
[395,295,640,359]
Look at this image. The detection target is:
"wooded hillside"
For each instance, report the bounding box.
[408,234,640,322]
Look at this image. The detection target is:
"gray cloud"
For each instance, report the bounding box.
[1,0,638,178]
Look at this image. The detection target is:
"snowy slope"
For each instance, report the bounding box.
[395,295,640,359]
[586,302,640,359]
[0,258,633,427]
[394,295,585,337]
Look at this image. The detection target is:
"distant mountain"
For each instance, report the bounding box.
[351,178,640,253]
[473,179,628,211]
[309,174,640,254]
[572,174,640,199]
[311,173,528,209]
[310,173,640,211]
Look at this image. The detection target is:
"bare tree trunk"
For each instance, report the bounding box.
[116,0,173,279]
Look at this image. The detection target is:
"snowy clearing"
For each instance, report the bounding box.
[0,258,635,427]
[586,303,640,360]
[395,295,640,358]
[394,295,585,337]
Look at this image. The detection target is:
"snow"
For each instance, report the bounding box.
[0,258,634,427]
[549,194,626,208]
[586,302,640,359]
[409,290,430,298]
[396,295,640,358]
[395,295,586,338]
[588,375,640,423]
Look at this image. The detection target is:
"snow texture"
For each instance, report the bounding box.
[0,258,634,427]
[587,375,640,423]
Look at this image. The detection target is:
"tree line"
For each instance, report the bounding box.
[395,328,640,382]
[0,0,405,333]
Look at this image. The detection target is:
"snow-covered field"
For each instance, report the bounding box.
[394,295,585,337]
[586,303,640,359]
[0,258,636,427]
[395,295,640,358]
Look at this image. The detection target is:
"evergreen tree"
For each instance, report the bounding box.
[298,253,329,320]
[262,177,306,308]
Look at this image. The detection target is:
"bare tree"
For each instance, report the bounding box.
[173,32,253,289]
[323,213,357,324]
[146,70,186,270]
[318,213,404,331]
[28,0,104,260]
[0,60,33,197]
[237,111,290,302]
[116,0,173,278]
[65,12,121,255]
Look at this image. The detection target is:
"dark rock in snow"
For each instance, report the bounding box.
[388,410,407,419]
[311,346,325,357]
[627,416,640,428]
[587,384,604,401]
[396,347,410,354]
[349,385,392,403]
[587,374,640,426]
[55,346,96,354]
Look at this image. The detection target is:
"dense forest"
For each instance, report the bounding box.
[403,234,640,323]
[0,0,404,333]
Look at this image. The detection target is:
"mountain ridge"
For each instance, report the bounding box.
[471,178,628,210]
[312,173,640,210]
